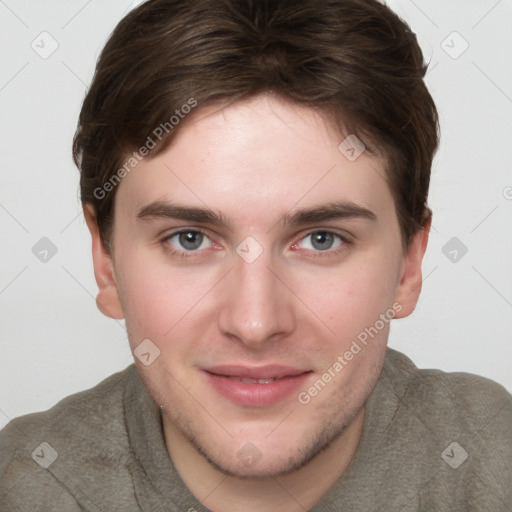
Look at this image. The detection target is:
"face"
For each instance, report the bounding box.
[88,93,427,478]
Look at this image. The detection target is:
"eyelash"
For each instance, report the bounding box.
[161,228,214,258]
[291,231,351,258]
[161,228,351,258]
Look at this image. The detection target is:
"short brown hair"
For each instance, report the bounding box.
[73,0,439,252]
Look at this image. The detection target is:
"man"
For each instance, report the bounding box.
[1,0,511,510]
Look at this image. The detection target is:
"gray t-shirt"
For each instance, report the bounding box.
[1,348,511,511]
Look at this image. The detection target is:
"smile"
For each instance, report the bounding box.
[203,365,312,407]
[229,377,278,384]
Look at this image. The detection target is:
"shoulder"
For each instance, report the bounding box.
[0,364,134,455]
[0,365,137,511]
[384,348,512,431]
[383,348,512,507]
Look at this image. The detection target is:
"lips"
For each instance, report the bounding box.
[206,365,307,380]
[230,377,277,384]
[203,365,312,407]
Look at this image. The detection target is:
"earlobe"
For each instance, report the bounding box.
[83,204,124,320]
[393,215,431,319]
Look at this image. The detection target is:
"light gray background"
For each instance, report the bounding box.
[1,0,511,429]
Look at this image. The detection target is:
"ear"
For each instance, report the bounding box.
[83,204,124,319]
[393,214,431,319]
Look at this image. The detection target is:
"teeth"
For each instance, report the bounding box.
[233,377,277,384]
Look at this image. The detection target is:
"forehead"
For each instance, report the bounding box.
[115,94,394,227]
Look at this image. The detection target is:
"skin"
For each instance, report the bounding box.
[85,93,429,511]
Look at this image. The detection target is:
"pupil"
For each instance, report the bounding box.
[179,231,202,250]
[312,232,333,250]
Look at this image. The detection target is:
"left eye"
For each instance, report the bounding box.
[298,231,344,251]
[166,230,212,251]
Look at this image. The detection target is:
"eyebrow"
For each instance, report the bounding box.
[282,201,376,225]
[136,200,377,228]
[137,202,234,228]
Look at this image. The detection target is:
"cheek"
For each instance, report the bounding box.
[114,232,402,354]
[115,251,220,347]
[291,252,400,335]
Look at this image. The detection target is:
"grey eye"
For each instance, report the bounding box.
[310,232,335,250]
[178,231,204,250]
[298,231,344,252]
[166,230,212,252]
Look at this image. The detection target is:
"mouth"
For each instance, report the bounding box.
[228,377,279,384]
[203,365,312,407]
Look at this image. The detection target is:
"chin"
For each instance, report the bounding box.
[202,446,309,480]
[183,411,353,479]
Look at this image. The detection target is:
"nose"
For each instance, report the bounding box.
[217,249,296,350]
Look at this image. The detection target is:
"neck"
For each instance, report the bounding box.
[162,407,364,512]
